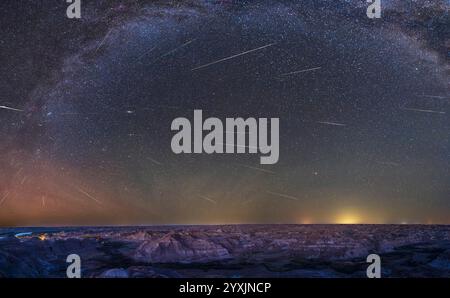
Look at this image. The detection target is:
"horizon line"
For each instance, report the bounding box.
[1,223,449,229]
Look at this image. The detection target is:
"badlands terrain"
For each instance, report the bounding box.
[1,225,450,277]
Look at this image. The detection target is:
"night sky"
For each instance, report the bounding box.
[0,0,449,226]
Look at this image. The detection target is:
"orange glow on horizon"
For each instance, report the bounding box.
[335,210,362,224]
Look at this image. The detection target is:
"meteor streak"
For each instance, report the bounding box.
[191,43,276,71]
[146,156,162,166]
[75,187,102,205]
[416,94,450,100]
[199,195,217,204]
[0,192,9,206]
[0,105,23,112]
[136,46,157,61]
[151,39,195,64]
[317,121,346,126]
[280,67,321,76]
[95,28,113,52]
[401,107,446,114]
[266,191,300,201]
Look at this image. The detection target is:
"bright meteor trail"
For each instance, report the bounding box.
[0,105,23,112]
[191,43,276,71]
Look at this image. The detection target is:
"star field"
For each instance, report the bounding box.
[0,0,448,225]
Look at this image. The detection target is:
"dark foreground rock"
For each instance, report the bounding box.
[0,225,450,277]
